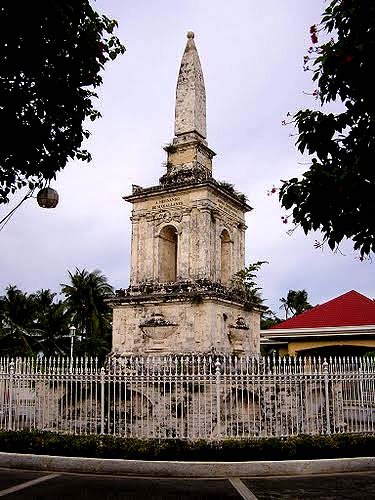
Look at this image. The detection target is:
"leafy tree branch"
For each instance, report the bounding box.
[230,261,268,306]
[0,1,125,205]
[280,0,375,257]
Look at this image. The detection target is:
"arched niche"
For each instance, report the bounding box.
[159,225,178,282]
[221,229,231,285]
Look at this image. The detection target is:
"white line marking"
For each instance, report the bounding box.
[229,477,258,500]
[0,473,60,497]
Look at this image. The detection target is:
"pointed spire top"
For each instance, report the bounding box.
[174,31,206,139]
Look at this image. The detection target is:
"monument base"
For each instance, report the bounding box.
[109,282,261,355]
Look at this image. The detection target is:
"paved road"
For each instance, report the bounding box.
[0,468,375,499]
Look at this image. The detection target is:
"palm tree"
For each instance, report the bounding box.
[30,289,70,357]
[260,310,282,329]
[61,268,114,357]
[291,289,312,316]
[0,286,71,357]
[0,285,37,355]
[279,295,291,320]
[279,289,312,319]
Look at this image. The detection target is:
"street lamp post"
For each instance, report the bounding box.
[69,325,76,371]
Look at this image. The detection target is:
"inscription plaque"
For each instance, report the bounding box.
[151,196,183,211]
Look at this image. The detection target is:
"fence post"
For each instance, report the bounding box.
[323,359,331,435]
[100,367,105,435]
[359,367,364,407]
[215,358,221,438]
[8,360,15,431]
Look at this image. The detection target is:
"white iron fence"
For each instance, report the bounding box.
[0,355,374,439]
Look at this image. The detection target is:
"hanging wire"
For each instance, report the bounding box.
[0,188,34,232]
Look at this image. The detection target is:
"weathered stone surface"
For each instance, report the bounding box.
[111,32,260,356]
[126,185,247,285]
[175,32,206,139]
[112,296,260,355]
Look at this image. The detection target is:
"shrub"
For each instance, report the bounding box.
[0,431,375,461]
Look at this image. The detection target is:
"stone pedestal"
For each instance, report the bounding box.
[110,283,260,355]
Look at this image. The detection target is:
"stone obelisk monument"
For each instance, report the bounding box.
[110,32,261,355]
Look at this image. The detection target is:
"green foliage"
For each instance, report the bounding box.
[280,0,375,256]
[0,285,38,356]
[0,430,374,461]
[60,268,114,358]
[217,181,248,204]
[0,286,70,356]
[0,1,125,204]
[230,261,267,307]
[279,289,312,319]
[0,268,113,358]
[191,293,203,305]
[260,310,282,329]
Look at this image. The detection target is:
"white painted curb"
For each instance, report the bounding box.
[0,453,375,477]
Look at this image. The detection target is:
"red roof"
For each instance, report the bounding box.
[270,290,375,330]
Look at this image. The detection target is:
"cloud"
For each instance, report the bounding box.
[1,0,374,314]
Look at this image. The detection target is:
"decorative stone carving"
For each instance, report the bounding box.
[228,317,250,352]
[229,316,249,329]
[139,313,178,341]
[154,210,183,226]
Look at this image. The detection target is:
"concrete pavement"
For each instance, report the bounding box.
[1,468,375,499]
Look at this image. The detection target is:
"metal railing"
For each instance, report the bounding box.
[1,355,374,439]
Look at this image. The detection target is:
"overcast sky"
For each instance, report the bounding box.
[1,0,374,314]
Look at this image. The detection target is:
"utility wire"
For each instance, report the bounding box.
[0,189,34,232]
